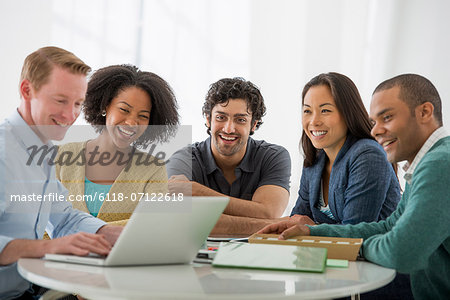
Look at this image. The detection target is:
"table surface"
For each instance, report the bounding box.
[18,258,395,300]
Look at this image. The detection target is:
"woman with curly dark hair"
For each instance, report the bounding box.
[55,64,179,225]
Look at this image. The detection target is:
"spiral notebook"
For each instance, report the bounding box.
[212,242,327,273]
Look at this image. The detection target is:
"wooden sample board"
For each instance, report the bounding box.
[249,234,363,261]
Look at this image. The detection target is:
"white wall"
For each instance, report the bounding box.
[247,0,450,212]
[1,0,449,214]
[0,0,52,115]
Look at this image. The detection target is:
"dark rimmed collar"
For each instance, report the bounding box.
[203,136,255,175]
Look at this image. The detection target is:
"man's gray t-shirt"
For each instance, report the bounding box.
[166,137,291,200]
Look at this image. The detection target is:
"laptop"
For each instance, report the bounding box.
[44,196,229,266]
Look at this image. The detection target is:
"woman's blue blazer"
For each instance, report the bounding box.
[291,135,400,224]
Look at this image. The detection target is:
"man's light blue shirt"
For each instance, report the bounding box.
[0,110,106,299]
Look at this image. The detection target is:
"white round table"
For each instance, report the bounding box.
[18,258,395,299]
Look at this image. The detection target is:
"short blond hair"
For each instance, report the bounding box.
[20,46,91,92]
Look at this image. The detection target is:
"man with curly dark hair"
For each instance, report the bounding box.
[167,78,291,235]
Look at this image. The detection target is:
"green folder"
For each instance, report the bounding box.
[212,242,327,273]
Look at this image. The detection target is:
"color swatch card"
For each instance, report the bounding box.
[212,242,327,273]
[249,234,362,261]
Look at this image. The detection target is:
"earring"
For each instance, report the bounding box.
[101,110,106,117]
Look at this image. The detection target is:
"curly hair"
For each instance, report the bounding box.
[83,64,179,147]
[202,77,266,135]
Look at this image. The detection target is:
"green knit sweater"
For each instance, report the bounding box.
[310,136,450,300]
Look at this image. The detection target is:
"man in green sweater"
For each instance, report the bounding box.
[260,73,449,299]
